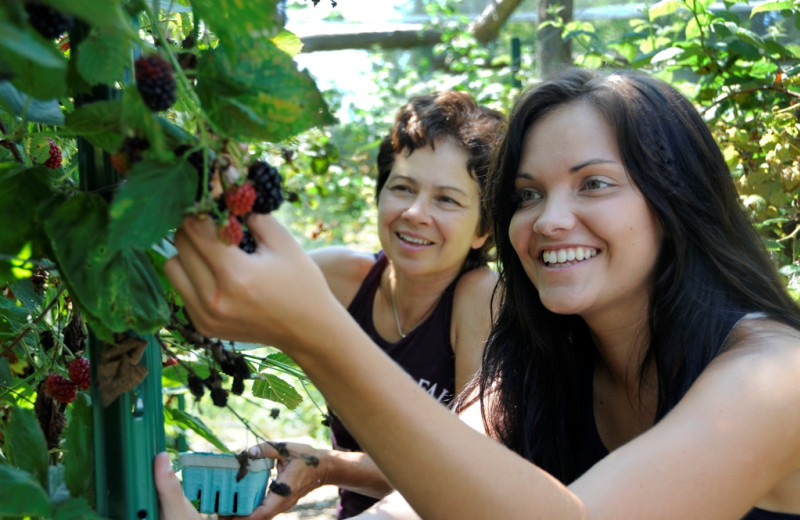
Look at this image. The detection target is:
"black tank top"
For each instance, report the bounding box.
[575,311,800,519]
[329,251,460,518]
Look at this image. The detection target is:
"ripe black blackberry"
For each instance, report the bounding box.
[239,229,256,253]
[134,54,176,112]
[210,386,228,407]
[231,377,245,396]
[25,2,74,39]
[247,161,284,214]
[187,374,205,399]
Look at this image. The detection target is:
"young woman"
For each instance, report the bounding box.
[162,68,800,519]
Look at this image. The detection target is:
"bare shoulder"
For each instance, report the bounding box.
[453,266,499,303]
[308,246,376,306]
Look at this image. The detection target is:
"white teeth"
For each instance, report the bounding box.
[542,247,597,265]
[399,233,432,245]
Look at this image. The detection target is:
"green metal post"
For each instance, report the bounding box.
[73,20,166,520]
[511,37,522,88]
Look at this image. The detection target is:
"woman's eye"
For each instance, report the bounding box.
[514,188,541,206]
[390,184,412,193]
[438,196,460,205]
[584,178,611,190]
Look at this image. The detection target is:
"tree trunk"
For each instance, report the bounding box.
[536,0,573,78]
[296,0,523,53]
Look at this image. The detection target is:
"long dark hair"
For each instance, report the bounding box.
[375,91,506,271]
[462,67,800,483]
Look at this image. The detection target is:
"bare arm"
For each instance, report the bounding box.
[166,215,800,520]
[450,266,498,393]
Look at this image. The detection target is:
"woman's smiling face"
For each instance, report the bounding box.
[509,101,663,324]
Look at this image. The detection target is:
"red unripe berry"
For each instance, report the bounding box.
[68,357,91,390]
[224,183,257,217]
[45,373,77,404]
[218,215,244,246]
[44,138,62,169]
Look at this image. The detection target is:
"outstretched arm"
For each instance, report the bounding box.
[165,214,800,520]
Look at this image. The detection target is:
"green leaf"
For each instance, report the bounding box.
[196,40,335,142]
[0,21,67,100]
[0,82,64,125]
[53,496,108,520]
[43,193,170,339]
[0,165,52,262]
[0,465,52,517]
[64,393,93,501]
[251,374,302,409]
[108,159,196,252]
[163,406,231,453]
[751,0,794,16]
[648,0,684,19]
[4,406,49,489]
[39,0,132,32]
[258,351,307,380]
[76,27,132,86]
[190,0,282,52]
[65,100,123,152]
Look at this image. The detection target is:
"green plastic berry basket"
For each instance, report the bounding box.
[178,452,274,516]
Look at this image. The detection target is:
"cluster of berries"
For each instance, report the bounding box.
[216,160,285,253]
[134,54,177,112]
[43,357,90,404]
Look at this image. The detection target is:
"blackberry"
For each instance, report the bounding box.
[269,408,280,419]
[25,2,74,40]
[112,136,149,174]
[232,355,251,380]
[134,54,176,112]
[247,161,284,214]
[239,230,257,253]
[175,145,213,201]
[39,329,55,351]
[269,480,291,497]
[224,183,257,216]
[187,373,205,399]
[68,357,90,390]
[43,138,62,169]
[231,377,245,396]
[44,374,77,404]
[210,386,228,407]
[218,214,244,246]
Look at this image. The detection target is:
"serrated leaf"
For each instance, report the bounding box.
[108,158,196,252]
[272,30,304,57]
[251,374,302,409]
[0,465,52,517]
[0,82,64,124]
[190,0,282,51]
[64,393,93,501]
[65,100,123,152]
[76,27,132,86]
[259,351,307,380]
[43,193,170,339]
[4,406,49,489]
[0,21,67,69]
[0,22,67,100]
[196,40,334,142]
[163,405,231,453]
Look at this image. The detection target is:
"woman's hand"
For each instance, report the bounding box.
[153,452,201,520]
[223,441,328,520]
[165,214,339,351]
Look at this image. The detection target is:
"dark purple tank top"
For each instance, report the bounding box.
[329,251,459,518]
[574,312,800,520]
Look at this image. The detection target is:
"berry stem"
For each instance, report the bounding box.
[0,120,24,164]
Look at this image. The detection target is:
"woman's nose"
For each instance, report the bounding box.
[402,195,432,224]
[532,195,576,235]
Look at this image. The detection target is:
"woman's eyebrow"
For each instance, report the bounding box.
[569,158,617,173]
